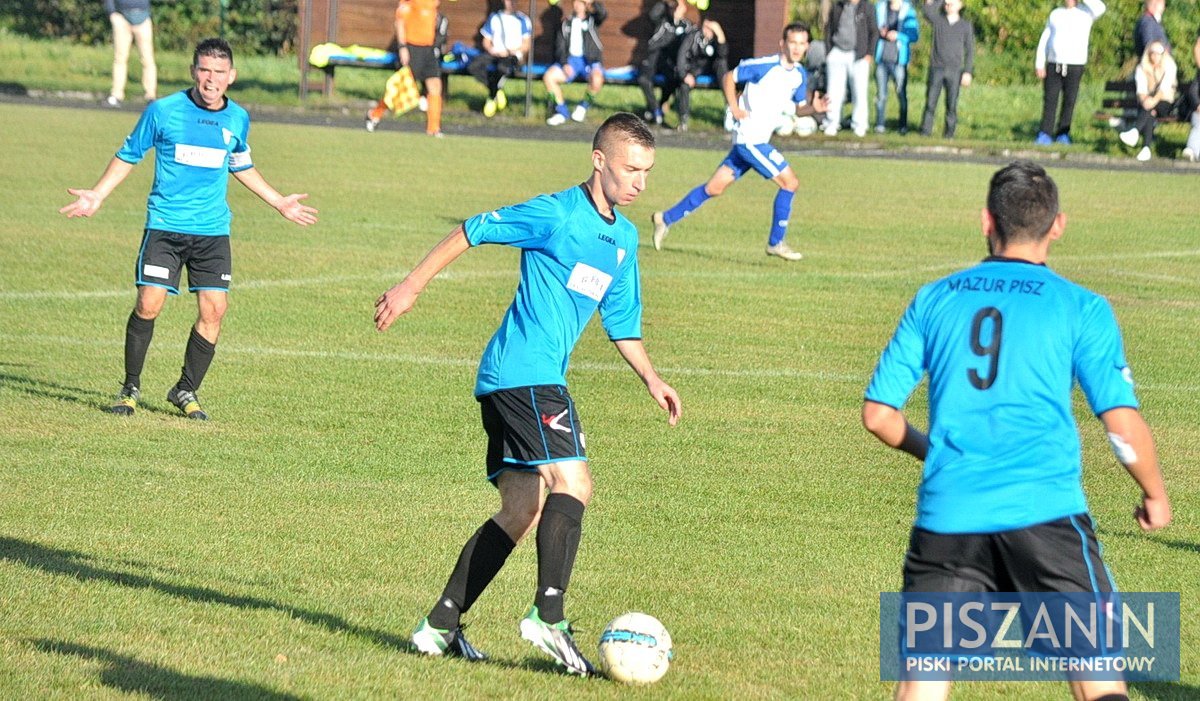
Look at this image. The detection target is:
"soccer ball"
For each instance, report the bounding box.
[597,612,673,685]
[794,115,818,137]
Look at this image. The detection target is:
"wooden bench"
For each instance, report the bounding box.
[1095,79,1181,126]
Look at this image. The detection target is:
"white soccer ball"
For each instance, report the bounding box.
[793,115,818,137]
[597,612,673,685]
[776,112,797,136]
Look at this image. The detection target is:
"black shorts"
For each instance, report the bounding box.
[407,45,442,83]
[479,385,586,484]
[135,229,231,294]
[903,515,1115,594]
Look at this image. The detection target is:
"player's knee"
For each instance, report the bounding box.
[779,174,799,192]
[499,500,543,539]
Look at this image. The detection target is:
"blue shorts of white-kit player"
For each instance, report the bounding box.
[721,143,790,179]
[557,55,603,81]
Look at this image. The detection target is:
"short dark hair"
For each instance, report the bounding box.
[783,22,810,42]
[194,38,234,67]
[593,112,655,154]
[986,160,1059,247]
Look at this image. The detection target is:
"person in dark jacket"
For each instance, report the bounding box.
[822,0,879,137]
[675,19,728,131]
[919,0,974,138]
[544,0,608,125]
[638,0,694,125]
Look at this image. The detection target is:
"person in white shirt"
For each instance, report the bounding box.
[1034,0,1106,145]
[467,0,532,117]
[649,23,827,262]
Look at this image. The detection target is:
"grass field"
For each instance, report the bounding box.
[0,100,1196,700]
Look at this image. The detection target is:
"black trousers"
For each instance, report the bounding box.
[675,60,727,123]
[638,51,680,114]
[920,66,962,137]
[1134,99,1175,147]
[1040,62,1085,137]
[467,53,521,96]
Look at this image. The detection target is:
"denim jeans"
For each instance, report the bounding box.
[1188,110,1200,154]
[874,61,908,130]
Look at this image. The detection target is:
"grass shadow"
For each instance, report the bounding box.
[4,537,594,678]
[1102,530,1200,556]
[32,639,304,701]
[0,371,174,417]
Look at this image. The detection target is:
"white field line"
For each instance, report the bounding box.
[4,246,1200,300]
[1,332,1195,394]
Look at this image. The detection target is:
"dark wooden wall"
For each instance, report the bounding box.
[299,0,789,72]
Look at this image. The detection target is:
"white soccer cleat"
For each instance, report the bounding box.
[547,112,568,126]
[571,104,588,122]
[1181,147,1196,162]
[1136,146,1152,162]
[765,241,804,261]
[651,211,669,251]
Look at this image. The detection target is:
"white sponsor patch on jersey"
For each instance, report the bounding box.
[143,264,170,279]
[566,262,612,302]
[222,127,234,145]
[616,248,626,265]
[174,144,227,169]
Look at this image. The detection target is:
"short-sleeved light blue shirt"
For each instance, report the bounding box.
[116,89,253,236]
[866,258,1138,534]
[463,185,642,397]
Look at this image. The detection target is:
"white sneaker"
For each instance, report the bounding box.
[1136,146,1152,162]
[822,123,838,137]
[1182,147,1196,162]
[571,104,588,122]
[651,211,669,251]
[1119,128,1139,147]
[103,95,122,108]
[765,241,803,261]
[546,112,567,126]
[853,126,867,138]
[364,115,379,132]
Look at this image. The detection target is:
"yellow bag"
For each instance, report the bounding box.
[383,67,421,116]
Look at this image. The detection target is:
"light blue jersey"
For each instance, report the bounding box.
[866,257,1138,534]
[463,185,642,397]
[116,89,253,236]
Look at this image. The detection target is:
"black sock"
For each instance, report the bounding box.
[123,311,155,388]
[1092,695,1128,701]
[534,493,585,624]
[176,327,216,393]
[427,518,516,630]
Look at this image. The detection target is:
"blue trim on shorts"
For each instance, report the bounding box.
[189,286,229,293]
[136,281,179,295]
[1068,514,1100,593]
[486,464,541,483]
[501,455,587,466]
[530,387,551,461]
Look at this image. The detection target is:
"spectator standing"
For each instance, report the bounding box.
[1133,0,1169,61]
[366,0,445,137]
[1035,0,1106,146]
[104,0,157,107]
[1120,40,1178,161]
[544,0,608,125]
[822,0,879,137]
[873,0,919,134]
[919,0,973,139]
[468,0,532,118]
[675,19,729,131]
[638,0,694,126]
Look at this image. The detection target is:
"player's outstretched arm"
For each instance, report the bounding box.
[861,400,928,461]
[375,225,471,332]
[797,92,828,117]
[722,70,746,121]
[613,339,681,426]
[1099,407,1171,531]
[232,167,318,226]
[59,157,136,218]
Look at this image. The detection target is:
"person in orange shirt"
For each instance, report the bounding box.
[366,0,445,137]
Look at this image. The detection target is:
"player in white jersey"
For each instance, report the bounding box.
[650,22,826,261]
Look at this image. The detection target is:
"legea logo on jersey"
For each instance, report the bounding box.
[566,262,612,302]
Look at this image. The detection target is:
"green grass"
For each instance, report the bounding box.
[2,29,1194,158]
[1,100,1197,699]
